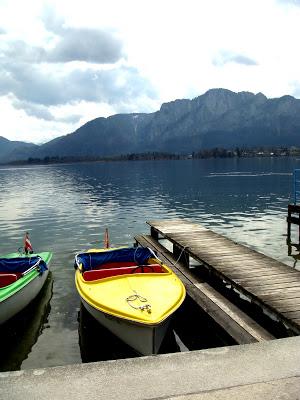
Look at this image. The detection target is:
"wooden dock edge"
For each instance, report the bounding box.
[147,220,300,335]
[135,234,274,345]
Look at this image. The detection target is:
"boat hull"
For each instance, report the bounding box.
[0,269,49,324]
[81,297,171,356]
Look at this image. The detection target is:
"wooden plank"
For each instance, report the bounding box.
[246,281,300,291]
[194,263,300,314]
[171,239,236,248]
[191,249,271,261]
[190,254,254,264]
[172,237,242,247]
[145,219,300,332]
[192,282,273,342]
[261,294,300,302]
[264,296,300,305]
[267,303,300,313]
[206,260,273,268]
[159,227,291,266]
[234,275,300,286]
[214,259,284,269]
[221,270,298,279]
[155,223,298,269]
[143,234,275,342]
[147,221,208,235]
[267,298,300,307]
[281,310,300,319]
[154,225,270,254]
[209,264,281,275]
[191,249,248,257]
[135,234,274,343]
[189,249,263,259]
[216,262,295,272]
[255,286,300,296]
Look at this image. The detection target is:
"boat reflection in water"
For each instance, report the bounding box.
[78,302,180,362]
[0,273,53,372]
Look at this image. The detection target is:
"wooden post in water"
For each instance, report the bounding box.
[287,204,300,244]
[298,215,300,244]
[287,205,292,244]
[288,169,300,244]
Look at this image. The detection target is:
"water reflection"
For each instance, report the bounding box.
[78,303,138,362]
[0,274,53,372]
[78,303,184,362]
[0,159,295,260]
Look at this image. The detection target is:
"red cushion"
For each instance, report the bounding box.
[0,272,22,278]
[83,264,164,281]
[94,261,138,270]
[0,273,18,288]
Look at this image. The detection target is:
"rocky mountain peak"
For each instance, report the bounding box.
[1,88,300,163]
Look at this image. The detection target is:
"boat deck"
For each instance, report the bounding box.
[139,219,300,335]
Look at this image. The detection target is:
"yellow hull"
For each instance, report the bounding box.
[75,253,186,326]
[80,297,172,355]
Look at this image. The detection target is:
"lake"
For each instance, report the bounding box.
[0,157,299,371]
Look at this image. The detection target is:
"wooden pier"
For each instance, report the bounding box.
[135,219,300,342]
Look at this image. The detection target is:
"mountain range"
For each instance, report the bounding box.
[1,88,300,163]
[0,136,38,163]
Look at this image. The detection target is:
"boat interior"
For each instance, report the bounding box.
[83,262,167,281]
[0,256,44,288]
[0,272,22,288]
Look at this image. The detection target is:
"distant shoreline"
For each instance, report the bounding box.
[1,146,298,166]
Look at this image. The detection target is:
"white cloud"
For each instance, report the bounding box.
[213,51,258,67]
[0,0,300,143]
[0,96,72,143]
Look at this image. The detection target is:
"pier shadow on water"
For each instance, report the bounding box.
[0,274,53,372]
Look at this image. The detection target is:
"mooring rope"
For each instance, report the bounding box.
[173,245,189,267]
[126,290,152,313]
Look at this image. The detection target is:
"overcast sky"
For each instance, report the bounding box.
[1,0,300,144]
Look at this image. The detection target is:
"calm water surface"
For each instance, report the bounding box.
[0,157,299,371]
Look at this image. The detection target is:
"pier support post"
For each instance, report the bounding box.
[298,220,300,244]
[287,205,291,244]
[150,227,159,240]
[286,204,300,245]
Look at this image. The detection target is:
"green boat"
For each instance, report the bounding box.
[0,252,52,324]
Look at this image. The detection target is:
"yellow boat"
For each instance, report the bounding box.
[74,246,186,355]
